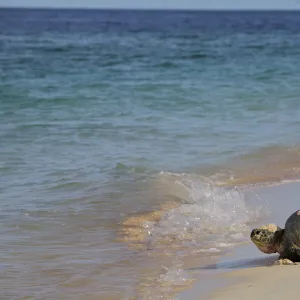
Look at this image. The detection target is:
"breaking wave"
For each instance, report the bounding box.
[121,171,263,255]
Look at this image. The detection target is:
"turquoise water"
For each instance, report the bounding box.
[2,8,300,299]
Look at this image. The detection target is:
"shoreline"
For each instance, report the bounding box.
[210,262,300,300]
[179,180,300,300]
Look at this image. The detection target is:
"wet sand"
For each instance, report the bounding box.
[210,263,300,300]
[179,181,300,300]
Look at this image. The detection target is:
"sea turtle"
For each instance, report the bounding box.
[250,209,300,265]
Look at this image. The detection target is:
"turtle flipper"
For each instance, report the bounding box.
[274,258,296,265]
[275,245,300,265]
[285,245,300,262]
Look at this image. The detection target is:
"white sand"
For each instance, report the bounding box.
[210,264,300,300]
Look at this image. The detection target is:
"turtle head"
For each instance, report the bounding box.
[250,224,283,254]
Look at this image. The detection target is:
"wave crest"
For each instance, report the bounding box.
[120,171,262,253]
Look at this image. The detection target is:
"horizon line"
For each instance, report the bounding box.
[1,6,300,12]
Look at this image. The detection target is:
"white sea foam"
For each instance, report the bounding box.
[145,172,262,252]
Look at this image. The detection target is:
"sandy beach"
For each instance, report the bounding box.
[210,263,300,300]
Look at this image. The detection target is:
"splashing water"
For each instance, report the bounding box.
[120,171,264,300]
[141,172,262,252]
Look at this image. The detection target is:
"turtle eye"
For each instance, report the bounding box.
[251,229,261,238]
[251,229,260,238]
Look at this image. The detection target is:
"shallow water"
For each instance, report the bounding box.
[2,8,300,299]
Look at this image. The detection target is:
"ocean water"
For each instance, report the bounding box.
[1,8,300,299]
